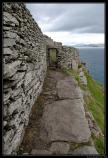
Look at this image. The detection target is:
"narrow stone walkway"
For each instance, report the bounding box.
[18,69,98,155]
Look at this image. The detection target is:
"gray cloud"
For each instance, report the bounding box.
[26,3,104,33]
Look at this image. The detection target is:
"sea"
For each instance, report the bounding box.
[77,47,104,85]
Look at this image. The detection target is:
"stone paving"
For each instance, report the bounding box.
[19,69,98,155]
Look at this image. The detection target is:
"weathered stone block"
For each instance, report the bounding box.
[4,89,12,104]
[3,12,19,25]
[7,97,22,115]
[4,38,16,47]
[11,88,23,98]
[3,61,21,78]
[4,48,13,55]
[10,124,24,153]
[3,129,15,145]
[4,31,18,39]
[11,72,25,82]
[24,71,33,87]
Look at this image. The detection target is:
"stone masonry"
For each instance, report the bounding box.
[58,46,81,70]
[3,3,47,154]
[44,35,81,70]
[3,2,88,155]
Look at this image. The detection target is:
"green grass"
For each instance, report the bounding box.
[84,70,104,155]
[64,68,104,132]
[84,95,104,132]
[62,68,104,155]
[62,68,79,81]
[78,64,82,69]
[92,135,104,155]
[84,70,104,132]
[62,68,86,90]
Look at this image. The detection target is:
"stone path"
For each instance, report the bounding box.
[18,69,98,155]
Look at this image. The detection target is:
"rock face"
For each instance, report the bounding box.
[3,3,47,154]
[40,99,91,143]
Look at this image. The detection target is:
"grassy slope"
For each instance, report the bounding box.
[84,70,104,155]
[84,70,104,133]
[62,68,104,155]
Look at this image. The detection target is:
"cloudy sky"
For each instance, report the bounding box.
[26,3,105,46]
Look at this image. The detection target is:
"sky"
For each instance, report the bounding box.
[26,3,105,46]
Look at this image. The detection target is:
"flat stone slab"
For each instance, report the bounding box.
[71,146,98,155]
[31,149,51,155]
[56,78,83,99]
[48,71,66,81]
[40,100,91,143]
[49,142,70,154]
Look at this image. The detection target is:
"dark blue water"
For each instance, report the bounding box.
[77,47,104,84]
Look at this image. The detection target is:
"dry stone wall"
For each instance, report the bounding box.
[3,2,83,155]
[3,2,47,154]
[58,46,81,70]
[43,35,80,70]
[44,34,55,48]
